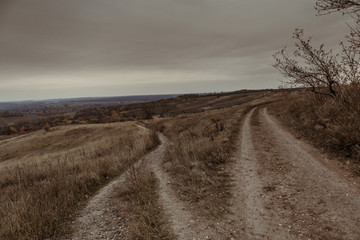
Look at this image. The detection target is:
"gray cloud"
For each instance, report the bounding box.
[0,0,350,101]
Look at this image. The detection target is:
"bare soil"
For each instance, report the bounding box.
[228,108,291,239]
[70,177,127,240]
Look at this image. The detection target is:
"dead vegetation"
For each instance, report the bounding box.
[0,91,273,239]
[152,107,246,218]
[3,87,359,239]
[114,165,175,240]
[0,122,158,240]
[270,87,360,173]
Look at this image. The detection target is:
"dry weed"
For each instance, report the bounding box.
[114,165,175,240]
[0,122,158,240]
[154,107,246,218]
[270,88,360,171]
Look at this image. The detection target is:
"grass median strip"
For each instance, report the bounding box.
[154,107,246,218]
[114,165,175,240]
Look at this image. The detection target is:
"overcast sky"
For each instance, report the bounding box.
[0,0,349,101]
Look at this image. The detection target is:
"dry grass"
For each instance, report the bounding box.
[151,107,247,218]
[114,165,175,240]
[270,87,360,172]
[0,122,158,240]
[147,95,275,218]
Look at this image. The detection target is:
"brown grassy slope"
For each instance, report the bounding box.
[151,91,272,117]
[73,91,273,122]
[114,165,175,240]
[0,122,158,240]
[269,89,360,174]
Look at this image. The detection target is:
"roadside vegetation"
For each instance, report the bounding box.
[115,165,175,240]
[270,89,360,170]
[0,122,158,240]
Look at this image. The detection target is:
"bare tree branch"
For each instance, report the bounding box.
[273,30,342,98]
[274,0,360,106]
[316,0,360,16]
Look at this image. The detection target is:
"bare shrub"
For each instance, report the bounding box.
[273,0,360,106]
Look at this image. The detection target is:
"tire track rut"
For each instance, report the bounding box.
[230,108,292,239]
[254,108,360,239]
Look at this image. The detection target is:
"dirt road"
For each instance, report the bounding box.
[70,176,127,240]
[70,108,360,240]
[230,107,360,240]
[70,132,236,240]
